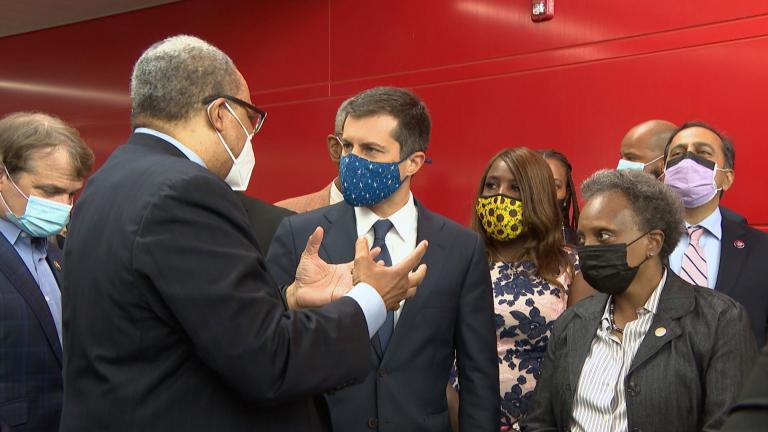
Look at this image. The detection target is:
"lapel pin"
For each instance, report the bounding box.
[733,240,745,249]
[654,327,667,337]
[53,261,62,271]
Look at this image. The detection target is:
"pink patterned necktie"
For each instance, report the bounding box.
[681,225,708,287]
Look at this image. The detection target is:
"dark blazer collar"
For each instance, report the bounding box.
[716,217,749,296]
[0,230,62,365]
[128,131,190,160]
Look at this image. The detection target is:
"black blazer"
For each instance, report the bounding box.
[236,193,295,254]
[0,236,63,431]
[524,271,757,432]
[266,201,500,432]
[715,217,768,345]
[721,342,768,432]
[59,133,372,432]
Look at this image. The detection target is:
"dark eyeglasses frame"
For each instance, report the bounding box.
[203,94,267,134]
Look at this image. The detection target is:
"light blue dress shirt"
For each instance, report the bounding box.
[132,128,385,337]
[669,207,722,288]
[0,218,62,343]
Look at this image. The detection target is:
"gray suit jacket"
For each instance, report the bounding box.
[524,270,757,432]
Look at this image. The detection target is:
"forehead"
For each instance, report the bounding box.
[580,191,637,230]
[487,158,514,180]
[25,147,82,180]
[670,127,723,150]
[545,158,566,180]
[342,114,399,142]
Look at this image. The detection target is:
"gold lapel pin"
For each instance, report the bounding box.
[654,327,667,337]
[53,261,62,271]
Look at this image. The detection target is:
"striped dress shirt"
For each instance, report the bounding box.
[570,271,666,432]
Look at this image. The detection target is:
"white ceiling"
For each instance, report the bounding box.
[0,0,180,37]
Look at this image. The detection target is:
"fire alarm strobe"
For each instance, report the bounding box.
[532,0,555,22]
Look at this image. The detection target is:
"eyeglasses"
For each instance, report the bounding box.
[203,94,267,134]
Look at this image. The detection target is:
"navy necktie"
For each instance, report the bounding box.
[372,219,395,352]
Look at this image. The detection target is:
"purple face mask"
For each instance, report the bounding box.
[663,152,729,208]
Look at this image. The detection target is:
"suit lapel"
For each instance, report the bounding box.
[381,204,447,364]
[568,295,605,392]
[0,234,62,365]
[46,243,64,286]
[629,272,693,375]
[715,218,747,297]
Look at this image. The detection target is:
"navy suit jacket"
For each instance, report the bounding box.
[59,133,372,432]
[266,201,500,432]
[0,234,64,432]
[715,217,768,346]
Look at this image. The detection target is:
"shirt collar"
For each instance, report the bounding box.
[601,269,668,327]
[354,192,417,242]
[134,128,207,168]
[686,207,722,240]
[0,217,22,246]
[329,179,344,205]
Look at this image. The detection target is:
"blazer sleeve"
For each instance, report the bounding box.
[522,314,566,432]
[264,216,300,288]
[132,173,370,404]
[455,234,501,430]
[701,303,758,431]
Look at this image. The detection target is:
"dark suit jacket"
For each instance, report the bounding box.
[524,271,757,432]
[721,206,747,225]
[236,193,295,254]
[721,342,768,432]
[715,217,768,345]
[266,201,500,432]
[0,235,63,432]
[59,133,372,432]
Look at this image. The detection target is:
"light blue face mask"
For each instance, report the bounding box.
[0,168,72,237]
[616,154,663,171]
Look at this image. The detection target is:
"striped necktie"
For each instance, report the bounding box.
[680,225,708,287]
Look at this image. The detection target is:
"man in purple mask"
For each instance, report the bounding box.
[663,121,768,345]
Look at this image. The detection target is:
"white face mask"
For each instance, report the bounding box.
[210,102,255,191]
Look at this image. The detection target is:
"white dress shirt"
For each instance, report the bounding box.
[330,180,344,205]
[669,208,722,288]
[354,193,418,325]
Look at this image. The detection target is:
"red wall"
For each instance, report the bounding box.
[2,0,767,228]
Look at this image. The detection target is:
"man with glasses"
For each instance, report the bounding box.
[59,35,428,432]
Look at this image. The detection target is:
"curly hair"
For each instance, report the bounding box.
[581,169,684,259]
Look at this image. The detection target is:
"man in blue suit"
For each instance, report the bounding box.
[267,87,500,431]
[0,112,93,431]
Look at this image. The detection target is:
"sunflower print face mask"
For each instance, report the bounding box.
[475,194,525,241]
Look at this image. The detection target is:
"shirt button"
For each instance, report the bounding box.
[367,417,378,429]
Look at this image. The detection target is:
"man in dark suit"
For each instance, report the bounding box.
[0,112,94,431]
[267,87,499,431]
[662,121,768,345]
[236,193,295,254]
[60,35,428,432]
[721,342,768,431]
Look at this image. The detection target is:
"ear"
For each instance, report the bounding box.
[646,229,665,257]
[327,135,342,163]
[402,151,426,177]
[719,169,735,192]
[206,98,229,133]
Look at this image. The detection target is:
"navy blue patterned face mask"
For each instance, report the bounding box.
[339,153,406,207]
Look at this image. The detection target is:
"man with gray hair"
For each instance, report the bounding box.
[0,112,93,432]
[60,35,428,432]
[275,97,351,213]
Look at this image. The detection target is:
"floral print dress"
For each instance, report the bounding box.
[450,252,577,430]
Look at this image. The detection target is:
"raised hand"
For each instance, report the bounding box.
[352,237,428,310]
[286,227,353,309]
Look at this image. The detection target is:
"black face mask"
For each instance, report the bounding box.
[577,232,651,296]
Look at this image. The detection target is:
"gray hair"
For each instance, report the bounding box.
[581,169,684,259]
[130,35,241,127]
[334,97,352,134]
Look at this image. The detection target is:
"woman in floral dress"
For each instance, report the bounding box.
[448,147,592,431]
